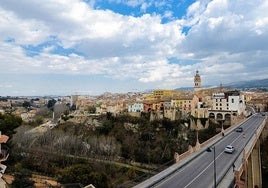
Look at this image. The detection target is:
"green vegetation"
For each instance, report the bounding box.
[87,105,96,114]
[47,99,57,109]
[11,168,34,188]
[6,111,223,187]
[58,164,109,188]
[0,113,34,187]
[0,113,22,137]
[22,101,31,109]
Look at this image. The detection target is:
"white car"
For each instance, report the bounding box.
[224,145,235,154]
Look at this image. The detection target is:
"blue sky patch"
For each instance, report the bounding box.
[93,0,196,22]
[22,40,83,57]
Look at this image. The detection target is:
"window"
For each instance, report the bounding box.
[232,99,234,103]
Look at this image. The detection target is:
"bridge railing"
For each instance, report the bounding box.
[235,116,267,180]
[175,118,245,163]
[133,116,256,188]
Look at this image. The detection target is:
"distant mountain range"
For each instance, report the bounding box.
[225,78,268,90]
[175,78,268,91]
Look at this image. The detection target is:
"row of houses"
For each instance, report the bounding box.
[126,89,247,129]
[69,88,247,130]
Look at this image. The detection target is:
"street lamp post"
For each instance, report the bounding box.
[213,146,216,188]
[207,146,216,188]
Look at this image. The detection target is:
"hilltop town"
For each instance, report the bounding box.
[0,72,267,187]
[1,71,267,129]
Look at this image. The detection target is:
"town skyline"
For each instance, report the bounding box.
[0,0,268,96]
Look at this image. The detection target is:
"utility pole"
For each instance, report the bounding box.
[213,146,216,188]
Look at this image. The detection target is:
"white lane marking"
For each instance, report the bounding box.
[184,153,220,188]
[184,118,260,188]
[156,117,262,188]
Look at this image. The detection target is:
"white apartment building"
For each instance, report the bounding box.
[212,91,245,115]
[128,103,144,112]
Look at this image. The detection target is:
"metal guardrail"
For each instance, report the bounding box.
[219,115,267,187]
[235,115,267,180]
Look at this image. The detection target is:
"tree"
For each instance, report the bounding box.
[11,168,34,188]
[22,101,31,109]
[87,105,96,114]
[54,104,69,120]
[57,164,109,188]
[47,99,57,109]
[0,113,22,137]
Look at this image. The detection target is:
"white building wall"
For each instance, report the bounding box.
[128,103,144,112]
[228,95,245,115]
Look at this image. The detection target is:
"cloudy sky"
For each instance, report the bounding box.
[0,0,267,96]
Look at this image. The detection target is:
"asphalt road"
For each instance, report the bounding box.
[154,114,266,188]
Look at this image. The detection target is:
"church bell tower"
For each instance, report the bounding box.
[194,70,201,91]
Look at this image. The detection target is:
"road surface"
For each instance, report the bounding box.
[153,114,265,188]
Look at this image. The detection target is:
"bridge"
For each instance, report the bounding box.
[134,113,267,188]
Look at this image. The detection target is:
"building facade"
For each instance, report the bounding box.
[128,102,144,112]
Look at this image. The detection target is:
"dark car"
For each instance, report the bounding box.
[235,127,243,132]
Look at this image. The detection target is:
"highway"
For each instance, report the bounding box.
[151,114,266,188]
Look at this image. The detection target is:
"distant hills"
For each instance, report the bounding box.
[175,78,268,91]
[225,78,268,90]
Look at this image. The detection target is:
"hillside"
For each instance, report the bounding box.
[226,78,268,90]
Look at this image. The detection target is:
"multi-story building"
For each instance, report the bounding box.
[143,101,153,112]
[128,102,144,112]
[153,90,174,97]
[209,90,246,126]
[171,96,193,118]
[211,91,245,115]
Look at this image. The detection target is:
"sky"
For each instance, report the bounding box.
[0,0,268,96]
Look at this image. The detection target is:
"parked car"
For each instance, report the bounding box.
[224,145,235,154]
[235,127,243,132]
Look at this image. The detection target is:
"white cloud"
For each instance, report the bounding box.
[0,8,50,45]
[0,84,13,88]
[0,0,268,95]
